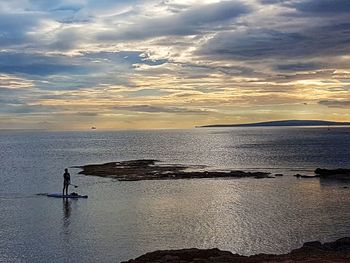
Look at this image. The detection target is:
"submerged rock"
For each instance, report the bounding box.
[294,174,318,178]
[122,237,350,263]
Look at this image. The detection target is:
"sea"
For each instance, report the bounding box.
[0,127,349,262]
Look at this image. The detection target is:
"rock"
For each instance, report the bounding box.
[254,174,275,179]
[162,255,180,261]
[275,174,284,177]
[294,173,318,179]
[122,238,350,263]
[122,248,242,263]
[75,160,271,181]
[315,168,350,179]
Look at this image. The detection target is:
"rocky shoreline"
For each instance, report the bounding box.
[122,237,350,263]
[75,159,273,181]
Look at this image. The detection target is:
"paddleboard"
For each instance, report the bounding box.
[47,193,88,199]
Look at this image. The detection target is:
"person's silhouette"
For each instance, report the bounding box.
[63,168,71,195]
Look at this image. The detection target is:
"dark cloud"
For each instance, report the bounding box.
[0,64,87,76]
[318,100,350,108]
[0,51,163,90]
[198,29,307,60]
[291,0,350,14]
[98,1,251,41]
[198,21,350,60]
[0,12,42,47]
[47,27,87,51]
[175,1,250,25]
[276,63,322,71]
[0,1,141,50]
[0,52,90,76]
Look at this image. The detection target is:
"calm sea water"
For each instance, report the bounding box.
[0,127,350,262]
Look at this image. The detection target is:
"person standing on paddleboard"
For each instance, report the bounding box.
[63,168,71,195]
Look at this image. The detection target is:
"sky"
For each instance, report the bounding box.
[1,0,350,130]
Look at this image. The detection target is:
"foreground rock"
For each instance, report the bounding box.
[75,160,271,181]
[315,168,350,179]
[122,237,350,263]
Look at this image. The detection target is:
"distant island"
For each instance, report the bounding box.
[198,120,350,128]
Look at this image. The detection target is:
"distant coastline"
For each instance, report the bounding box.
[197,120,350,128]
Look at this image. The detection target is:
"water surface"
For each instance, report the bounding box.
[0,127,349,262]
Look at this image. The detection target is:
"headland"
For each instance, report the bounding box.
[123,237,350,262]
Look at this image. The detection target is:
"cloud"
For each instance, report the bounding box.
[291,0,350,14]
[0,96,24,105]
[0,51,168,92]
[76,112,99,116]
[0,74,34,89]
[125,89,170,98]
[326,86,350,92]
[198,29,307,60]
[98,1,251,41]
[84,51,168,66]
[0,12,44,47]
[0,52,89,76]
[113,105,208,114]
[198,21,350,60]
[259,0,287,4]
[276,63,322,72]
[318,100,350,108]
[0,104,60,114]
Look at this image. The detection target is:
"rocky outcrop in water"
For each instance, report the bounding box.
[122,237,350,263]
[75,160,272,181]
[293,174,318,178]
[315,168,350,179]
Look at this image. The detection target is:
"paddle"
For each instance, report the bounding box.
[70,183,78,188]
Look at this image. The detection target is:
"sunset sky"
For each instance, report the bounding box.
[1,0,350,129]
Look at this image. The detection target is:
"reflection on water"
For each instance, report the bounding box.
[320,177,350,187]
[60,198,73,263]
[63,199,71,226]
